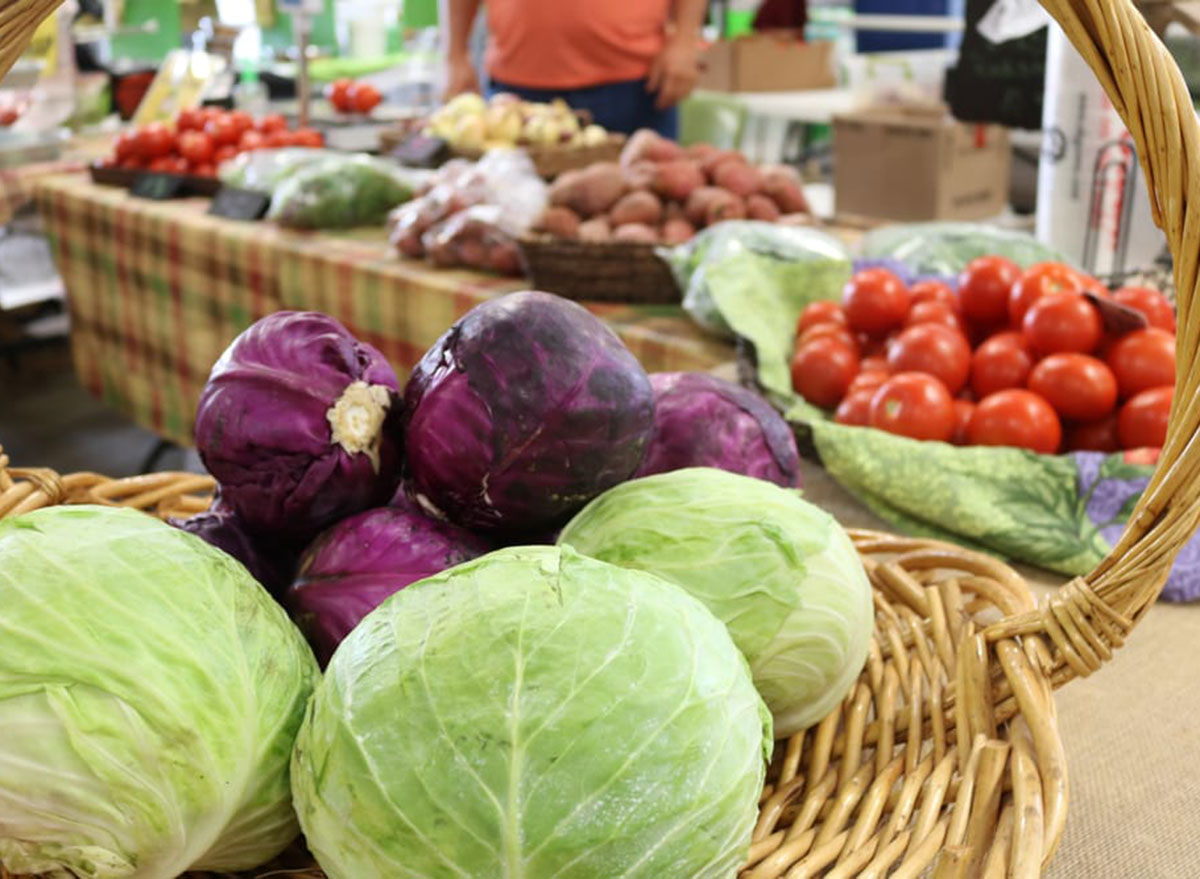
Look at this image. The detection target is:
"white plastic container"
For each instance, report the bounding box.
[1036,22,1164,276]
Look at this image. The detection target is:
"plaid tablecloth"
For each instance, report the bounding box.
[0,159,86,225]
[35,174,730,447]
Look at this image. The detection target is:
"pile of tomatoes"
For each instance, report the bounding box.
[101,107,325,178]
[325,79,383,115]
[791,258,1176,454]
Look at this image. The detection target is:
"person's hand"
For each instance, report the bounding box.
[647,34,701,110]
[445,53,481,99]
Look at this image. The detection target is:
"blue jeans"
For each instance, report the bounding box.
[487,78,679,139]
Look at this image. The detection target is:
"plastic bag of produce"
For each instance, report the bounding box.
[217,148,331,193]
[267,155,427,229]
[420,204,524,275]
[858,222,1070,277]
[386,179,491,257]
[663,221,851,339]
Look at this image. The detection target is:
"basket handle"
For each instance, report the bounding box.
[987,1,1200,673]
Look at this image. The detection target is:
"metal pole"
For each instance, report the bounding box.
[296,13,311,128]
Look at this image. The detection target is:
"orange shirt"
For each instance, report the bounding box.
[486,0,672,90]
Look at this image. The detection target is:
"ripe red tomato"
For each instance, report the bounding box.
[1027,353,1118,421]
[951,399,975,445]
[797,301,846,334]
[886,323,971,394]
[958,256,1021,327]
[835,388,875,426]
[176,107,205,131]
[1022,292,1103,356]
[328,78,355,112]
[177,130,214,164]
[904,300,962,331]
[847,369,890,396]
[190,162,217,178]
[213,144,238,164]
[292,127,325,147]
[1008,262,1083,327]
[970,334,1033,398]
[228,110,255,135]
[1118,386,1173,449]
[1065,414,1120,452]
[136,122,174,159]
[351,82,382,113]
[256,113,288,134]
[204,114,241,147]
[860,355,889,373]
[869,373,955,442]
[113,131,138,161]
[1106,328,1175,399]
[118,156,145,170]
[910,280,958,312]
[1113,286,1175,333]
[967,389,1062,454]
[791,338,860,409]
[797,322,857,352]
[1077,274,1111,299]
[147,155,187,174]
[239,130,267,151]
[842,268,910,336]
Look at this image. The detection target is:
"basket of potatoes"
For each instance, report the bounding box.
[520,130,812,304]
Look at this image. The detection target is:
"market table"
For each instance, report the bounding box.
[33,173,730,448]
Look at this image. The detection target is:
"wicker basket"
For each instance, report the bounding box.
[5,0,1200,876]
[519,233,682,304]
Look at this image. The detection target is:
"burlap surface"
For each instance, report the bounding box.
[800,462,1200,879]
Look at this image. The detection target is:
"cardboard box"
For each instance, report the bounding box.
[697,33,836,93]
[833,104,1011,223]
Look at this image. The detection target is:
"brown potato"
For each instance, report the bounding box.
[578,217,612,242]
[610,190,664,227]
[620,128,685,167]
[712,160,762,198]
[613,222,659,243]
[661,218,696,245]
[652,159,706,202]
[534,205,582,239]
[745,193,781,222]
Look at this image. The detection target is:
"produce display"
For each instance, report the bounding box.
[388,150,547,274]
[324,78,383,116]
[0,506,318,878]
[292,545,772,879]
[559,469,874,737]
[2,289,888,879]
[266,153,421,229]
[99,106,324,177]
[791,258,1177,453]
[531,130,811,245]
[424,91,611,152]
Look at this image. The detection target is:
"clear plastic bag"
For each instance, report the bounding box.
[266,155,430,229]
[858,222,1071,277]
[662,221,851,338]
[421,205,524,275]
[217,148,331,194]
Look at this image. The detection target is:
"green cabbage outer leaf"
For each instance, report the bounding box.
[558,468,874,738]
[0,506,319,879]
[292,545,771,879]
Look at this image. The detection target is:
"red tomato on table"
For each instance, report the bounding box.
[1113,286,1175,333]
[328,78,355,112]
[228,110,255,135]
[869,373,956,442]
[177,130,214,164]
[970,333,1033,399]
[113,131,138,161]
[1118,386,1173,449]
[835,388,875,426]
[351,82,382,113]
[257,113,289,134]
[797,300,846,334]
[1022,292,1103,356]
[292,127,325,147]
[842,268,910,336]
[846,369,890,397]
[967,389,1062,454]
[886,323,971,394]
[147,155,187,174]
[909,280,958,312]
[1008,261,1083,327]
[176,107,205,131]
[239,130,267,151]
[958,255,1021,327]
[136,122,174,159]
[791,338,860,409]
[1106,328,1175,399]
[204,113,241,147]
[796,321,857,353]
[904,300,961,331]
[1027,353,1118,421]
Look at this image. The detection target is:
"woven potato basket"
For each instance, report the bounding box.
[4,0,1200,876]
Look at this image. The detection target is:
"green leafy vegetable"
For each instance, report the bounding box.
[559,468,874,737]
[0,506,319,879]
[292,545,771,879]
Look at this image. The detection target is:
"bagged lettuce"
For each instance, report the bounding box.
[267,155,427,229]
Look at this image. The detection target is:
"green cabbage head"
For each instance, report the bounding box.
[559,468,873,738]
[0,506,319,879]
[292,545,771,879]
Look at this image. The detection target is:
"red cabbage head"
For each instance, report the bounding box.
[195,311,404,540]
[404,291,655,532]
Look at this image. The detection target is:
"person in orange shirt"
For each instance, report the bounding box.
[441,0,708,138]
